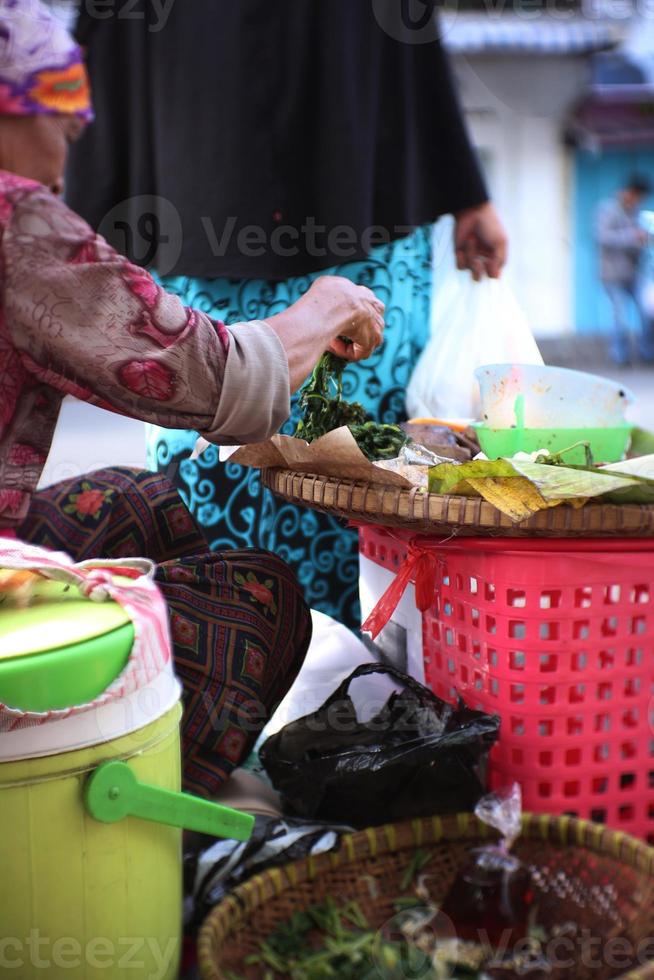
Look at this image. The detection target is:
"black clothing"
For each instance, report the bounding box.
[68,0,488,279]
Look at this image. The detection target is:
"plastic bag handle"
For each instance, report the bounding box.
[321,662,442,711]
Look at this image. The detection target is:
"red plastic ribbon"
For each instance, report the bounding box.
[361,538,444,639]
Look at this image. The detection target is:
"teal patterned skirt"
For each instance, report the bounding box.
[147,227,433,629]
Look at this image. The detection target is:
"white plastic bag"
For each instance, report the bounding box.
[260,611,400,739]
[406,271,543,421]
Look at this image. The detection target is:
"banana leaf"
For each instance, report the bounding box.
[603,453,654,478]
[428,458,645,522]
[600,454,654,504]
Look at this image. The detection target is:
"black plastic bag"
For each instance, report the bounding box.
[260,663,501,828]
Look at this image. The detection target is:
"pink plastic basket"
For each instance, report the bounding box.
[359,525,654,842]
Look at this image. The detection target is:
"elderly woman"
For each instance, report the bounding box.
[0,1,384,796]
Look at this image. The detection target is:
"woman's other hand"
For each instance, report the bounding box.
[265,276,385,391]
[454,202,508,281]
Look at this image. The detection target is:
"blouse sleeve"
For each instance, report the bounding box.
[3,186,290,444]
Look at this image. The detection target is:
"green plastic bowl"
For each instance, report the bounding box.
[0,576,134,712]
[473,423,632,464]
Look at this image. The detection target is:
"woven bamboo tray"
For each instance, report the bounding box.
[262,467,654,537]
[198,812,654,980]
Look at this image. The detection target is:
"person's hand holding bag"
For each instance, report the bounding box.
[455,201,508,280]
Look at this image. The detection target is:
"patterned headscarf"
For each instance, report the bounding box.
[0,0,92,120]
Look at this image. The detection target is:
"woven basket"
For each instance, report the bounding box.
[262,468,654,537]
[198,812,654,980]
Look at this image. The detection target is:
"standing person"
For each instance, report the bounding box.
[596,174,654,366]
[66,0,508,629]
[0,0,385,796]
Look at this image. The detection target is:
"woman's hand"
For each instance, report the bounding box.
[264,275,385,391]
[454,202,508,280]
[299,276,385,360]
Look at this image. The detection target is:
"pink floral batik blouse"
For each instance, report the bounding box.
[0,172,289,531]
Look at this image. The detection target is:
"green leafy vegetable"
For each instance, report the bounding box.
[244,898,438,979]
[295,353,408,461]
[400,848,435,891]
[295,353,367,443]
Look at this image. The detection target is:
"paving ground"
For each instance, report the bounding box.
[38,398,147,488]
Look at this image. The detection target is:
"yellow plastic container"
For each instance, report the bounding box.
[0,559,254,978]
[0,704,183,980]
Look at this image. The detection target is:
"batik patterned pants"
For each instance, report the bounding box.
[19,466,312,797]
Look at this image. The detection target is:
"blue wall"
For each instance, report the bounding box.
[574,148,654,334]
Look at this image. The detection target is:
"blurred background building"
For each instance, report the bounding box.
[438,0,654,348]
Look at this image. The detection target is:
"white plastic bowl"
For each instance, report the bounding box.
[475,364,634,428]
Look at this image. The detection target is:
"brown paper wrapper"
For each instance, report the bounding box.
[194,427,414,488]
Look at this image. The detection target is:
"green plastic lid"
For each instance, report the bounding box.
[0,574,134,712]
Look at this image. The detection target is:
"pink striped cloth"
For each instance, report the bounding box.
[0,539,172,732]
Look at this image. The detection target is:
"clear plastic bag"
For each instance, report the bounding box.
[440,785,535,948]
[406,271,543,422]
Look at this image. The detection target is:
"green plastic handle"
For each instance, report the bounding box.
[84,761,254,841]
